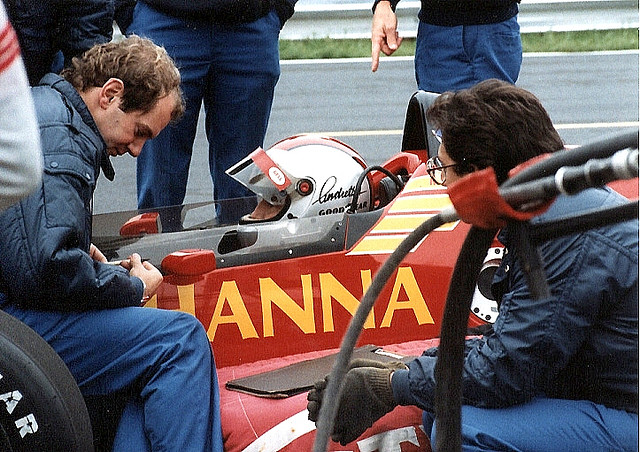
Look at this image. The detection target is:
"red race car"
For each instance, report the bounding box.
[91,91,638,451]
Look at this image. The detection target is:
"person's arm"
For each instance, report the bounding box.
[395,195,638,411]
[89,243,163,301]
[371,0,403,72]
[0,183,152,310]
[0,2,42,211]
[119,253,164,301]
[274,0,297,27]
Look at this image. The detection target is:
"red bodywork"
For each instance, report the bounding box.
[146,164,486,368]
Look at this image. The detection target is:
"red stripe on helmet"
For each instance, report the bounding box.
[249,147,292,191]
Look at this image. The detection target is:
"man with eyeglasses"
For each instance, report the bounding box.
[425,129,471,186]
[308,79,638,451]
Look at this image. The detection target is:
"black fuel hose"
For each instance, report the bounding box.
[500,148,638,208]
[529,200,639,242]
[312,210,456,452]
[433,226,497,452]
[496,147,639,299]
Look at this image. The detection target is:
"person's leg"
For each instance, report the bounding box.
[415,17,521,93]
[3,305,223,451]
[127,3,208,211]
[464,17,522,85]
[206,11,281,204]
[112,398,152,452]
[415,22,476,93]
[424,398,638,452]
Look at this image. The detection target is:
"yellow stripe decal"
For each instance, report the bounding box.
[347,175,458,255]
[372,214,436,233]
[388,194,452,213]
[348,234,429,255]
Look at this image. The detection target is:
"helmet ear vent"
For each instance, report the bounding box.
[296,179,313,196]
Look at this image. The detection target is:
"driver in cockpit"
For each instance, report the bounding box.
[226,135,372,224]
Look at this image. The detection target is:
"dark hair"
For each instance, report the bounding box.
[427,79,564,184]
[61,35,185,123]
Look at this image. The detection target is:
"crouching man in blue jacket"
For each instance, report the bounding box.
[0,36,223,451]
[308,79,638,451]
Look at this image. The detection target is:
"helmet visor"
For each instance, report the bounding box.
[226,147,293,206]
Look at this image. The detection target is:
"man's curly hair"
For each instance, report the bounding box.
[61,35,185,123]
[427,79,564,184]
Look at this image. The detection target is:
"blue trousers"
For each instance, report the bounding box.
[128,2,282,208]
[423,398,638,452]
[414,17,522,93]
[1,304,223,451]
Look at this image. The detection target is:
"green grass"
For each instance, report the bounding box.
[521,29,638,53]
[279,28,639,60]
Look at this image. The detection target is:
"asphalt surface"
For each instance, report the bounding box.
[94,51,639,215]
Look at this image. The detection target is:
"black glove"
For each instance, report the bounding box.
[307,359,407,445]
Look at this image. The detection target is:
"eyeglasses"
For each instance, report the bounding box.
[426,155,460,186]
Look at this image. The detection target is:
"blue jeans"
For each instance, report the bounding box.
[128,2,281,208]
[415,17,522,93]
[1,304,223,451]
[423,398,638,452]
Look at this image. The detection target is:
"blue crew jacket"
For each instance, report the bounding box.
[392,187,638,414]
[0,74,144,311]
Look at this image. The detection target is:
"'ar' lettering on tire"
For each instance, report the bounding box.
[0,373,39,437]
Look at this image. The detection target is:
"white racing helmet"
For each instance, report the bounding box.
[226,135,372,222]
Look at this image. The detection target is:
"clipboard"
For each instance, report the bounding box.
[225,345,414,399]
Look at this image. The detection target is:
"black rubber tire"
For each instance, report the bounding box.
[0,310,94,451]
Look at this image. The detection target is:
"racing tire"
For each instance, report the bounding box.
[0,310,94,451]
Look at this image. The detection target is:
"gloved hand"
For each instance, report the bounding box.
[307,359,405,422]
[306,359,407,445]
